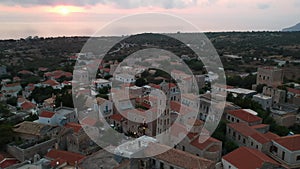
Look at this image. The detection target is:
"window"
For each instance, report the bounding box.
[251,142,253,146]
[182,146,185,151]
[282,151,285,160]
[256,145,258,149]
[233,132,236,137]
[237,119,240,123]
[231,117,234,122]
[160,162,164,169]
[238,135,241,140]
[243,138,246,144]
[297,156,300,161]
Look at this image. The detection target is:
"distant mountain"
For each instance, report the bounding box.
[283,23,300,32]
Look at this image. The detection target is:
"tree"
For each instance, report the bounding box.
[0,124,13,150]
[135,78,148,87]
[6,97,17,106]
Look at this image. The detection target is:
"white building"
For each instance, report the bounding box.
[115,73,135,83]
[93,78,112,89]
[252,94,272,110]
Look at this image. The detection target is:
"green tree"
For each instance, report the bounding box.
[0,124,13,150]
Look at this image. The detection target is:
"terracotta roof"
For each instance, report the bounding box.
[191,136,221,151]
[274,135,300,151]
[65,123,82,133]
[249,132,270,144]
[250,132,279,144]
[170,101,196,115]
[18,70,33,75]
[21,101,36,110]
[40,110,55,118]
[96,97,107,105]
[287,87,300,95]
[222,147,280,169]
[0,158,19,168]
[187,119,204,126]
[264,132,280,140]
[227,109,262,123]
[3,83,21,88]
[110,113,124,122]
[50,158,67,167]
[250,124,269,130]
[81,116,97,126]
[46,149,85,166]
[145,143,215,169]
[227,123,257,137]
[43,79,60,86]
[169,83,177,88]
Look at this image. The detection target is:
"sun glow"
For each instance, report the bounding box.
[49,5,84,15]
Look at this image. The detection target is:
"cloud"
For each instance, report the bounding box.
[257,3,271,9]
[0,0,199,9]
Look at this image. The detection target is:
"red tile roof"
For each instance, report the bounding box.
[145,143,214,169]
[50,158,67,167]
[21,101,36,110]
[0,158,19,168]
[287,87,300,95]
[222,147,280,169]
[46,149,85,166]
[227,123,257,137]
[191,136,221,151]
[39,111,55,118]
[43,79,60,86]
[227,109,262,123]
[81,117,97,126]
[170,101,195,115]
[250,124,269,130]
[110,113,124,122]
[249,133,270,144]
[65,123,82,133]
[18,70,33,75]
[274,134,300,151]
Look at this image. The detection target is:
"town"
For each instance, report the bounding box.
[0,33,300,169]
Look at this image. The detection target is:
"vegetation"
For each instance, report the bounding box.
[212,120,238,154]
[228,95,290,136]
[0,124,13,150]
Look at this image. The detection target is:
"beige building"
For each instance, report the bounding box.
[269,135,300,168]
[257,66,283,87]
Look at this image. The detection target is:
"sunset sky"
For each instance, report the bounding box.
[1,0,299,39]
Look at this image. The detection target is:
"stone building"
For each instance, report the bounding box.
[257,66,284,87]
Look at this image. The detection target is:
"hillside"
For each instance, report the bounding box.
[283,23,300,32]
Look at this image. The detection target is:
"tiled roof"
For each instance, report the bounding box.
[249,133,269,144]
[190,136,221,151]
[170,101,195,115]
[0,158,19,168]
[42,79,60,86]
[65,123,82,133]
[81,116,97,126]
[274,134,300,151]
[21,101,36,110]
[227,123,257,137]
[227,109,262,123]
[110,113,124,122]
[145,143,215,169]
[250,124,269,129]
[222,147,280,169]
[46,149,85,166]
[13,121,49,136]
[287,87,300,95]
[40,111,55,118]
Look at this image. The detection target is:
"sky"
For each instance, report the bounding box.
[0,0,300,39]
